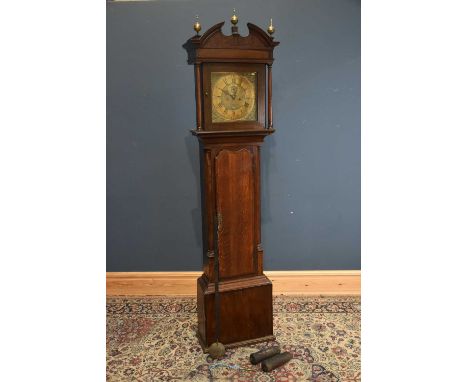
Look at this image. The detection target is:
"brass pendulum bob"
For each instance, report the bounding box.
[207,213,226,359]
[207,341,225,360]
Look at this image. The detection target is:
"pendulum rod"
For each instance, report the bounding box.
[214,212,221,342]
[207,212,225,358]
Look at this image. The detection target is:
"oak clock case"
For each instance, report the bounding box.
[185,19,279,351]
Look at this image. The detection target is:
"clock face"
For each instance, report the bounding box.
[211,72,257,123]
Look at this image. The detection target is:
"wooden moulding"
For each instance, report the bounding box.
[198,273,272,293]
[191,129,275,138]
[188,22,279,65]
[106,271,361,296]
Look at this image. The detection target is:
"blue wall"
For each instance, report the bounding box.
[107,0,360,271]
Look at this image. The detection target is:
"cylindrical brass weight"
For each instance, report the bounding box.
[261,352,293,372]
[249,346,280,365]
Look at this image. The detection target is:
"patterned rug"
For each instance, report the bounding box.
[107,296,360,381]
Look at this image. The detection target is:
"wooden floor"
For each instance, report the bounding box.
[107,271,360,296]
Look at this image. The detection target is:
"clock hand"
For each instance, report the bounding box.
[219,88,235,100]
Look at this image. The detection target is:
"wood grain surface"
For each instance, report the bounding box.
[107,271,361,296]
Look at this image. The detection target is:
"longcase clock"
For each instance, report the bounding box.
[185,15,279,350]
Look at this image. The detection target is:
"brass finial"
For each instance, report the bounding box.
[267,18,275,36]
[193,15,201,36]
[231,8,238,25]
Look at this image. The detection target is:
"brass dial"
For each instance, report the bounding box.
[211,72,257,123]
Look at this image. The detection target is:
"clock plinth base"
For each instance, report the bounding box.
[196,274,274,350]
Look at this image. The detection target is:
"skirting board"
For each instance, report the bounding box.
[106,271,360,296]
